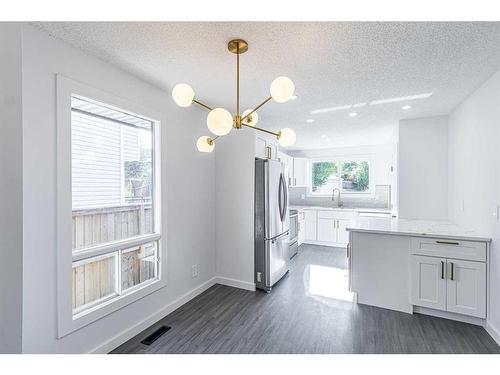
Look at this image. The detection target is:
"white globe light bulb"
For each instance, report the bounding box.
[242,109,259,126]
[207,108,233,136]
[277,128,296,147]
[196,136,215,153]
[270,76,295,103]
[172,83,195,107]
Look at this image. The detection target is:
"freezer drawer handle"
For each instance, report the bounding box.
[436,240,459,245]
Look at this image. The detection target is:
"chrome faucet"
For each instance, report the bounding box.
[332,188,343,208]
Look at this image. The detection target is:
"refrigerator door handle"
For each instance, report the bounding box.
[282,172,288,220]
[278,173,285,222]
[278,174,283,222]
[271,231,290,243]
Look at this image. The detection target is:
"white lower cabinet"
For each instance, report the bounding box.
[446,259,486,318]
[411,255,447,311]
[411,254,486,318]
[317,218,336,243]
[336,219,350,245]
[303,210,317,241]
[298,216,305,245]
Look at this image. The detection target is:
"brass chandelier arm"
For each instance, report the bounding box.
[241,122,280,138]
[236,46,240,116]
[241,96,272,122]
[193,99,213,111]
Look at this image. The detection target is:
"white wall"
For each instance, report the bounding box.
[20,25,216,353]
[448,67,500,341]
[215,130,255,290]
[0,23,23,354]
[398,116,448,220]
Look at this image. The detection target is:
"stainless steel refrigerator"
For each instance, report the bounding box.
[254,158,290,292]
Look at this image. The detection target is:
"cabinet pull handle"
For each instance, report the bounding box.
[294,178,297,185]
[436,240,459,245]
[441,261,445,279]
[450,262,455,281]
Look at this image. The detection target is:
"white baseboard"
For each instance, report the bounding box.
[89,277,217,354]
[215,276,256,291]
[413,306,484,326]
[303,240,347,249]
[486,321,500,347]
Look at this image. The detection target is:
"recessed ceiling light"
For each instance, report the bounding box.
[349,112,358,117]
[307,119,314,123]
[321,134,326,139]
[369,92,433,105]
[402,105,412,110]
[291,95,298,100]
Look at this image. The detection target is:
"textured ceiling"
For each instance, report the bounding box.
[34,22,500,150]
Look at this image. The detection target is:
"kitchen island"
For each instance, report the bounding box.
[347,217,491,325]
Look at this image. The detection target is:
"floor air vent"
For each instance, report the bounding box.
[141,325,171,346]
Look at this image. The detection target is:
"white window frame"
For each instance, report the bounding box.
[309,156,374,196]
[56,75,166,338]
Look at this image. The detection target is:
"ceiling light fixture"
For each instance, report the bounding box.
[307,119,314,123]
[402,105,412,110]
[369,92,433,105]
[348,112,358,117]
[172,39,297,152]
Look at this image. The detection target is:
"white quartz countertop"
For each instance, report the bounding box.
[347,217,491,242]
[289,205,391,213]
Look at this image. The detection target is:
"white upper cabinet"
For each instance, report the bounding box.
[292,157,309,187]
[255,135,278,160]
[255,136,267,159]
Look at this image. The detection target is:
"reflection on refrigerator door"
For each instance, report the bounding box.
[254,158,290,292]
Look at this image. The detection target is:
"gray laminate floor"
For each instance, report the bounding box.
[111,244,500,354]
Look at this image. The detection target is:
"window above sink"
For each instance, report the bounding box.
[311,159,371,195]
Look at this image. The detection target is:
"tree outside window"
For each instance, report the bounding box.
[312,160,370,193]
[340,161,369,192]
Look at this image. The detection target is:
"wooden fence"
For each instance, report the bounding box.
[72,204,152,250]
[72,204,155,312]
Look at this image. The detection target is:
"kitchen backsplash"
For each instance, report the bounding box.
[289,184,391,209]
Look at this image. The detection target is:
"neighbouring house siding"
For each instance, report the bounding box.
[71,111,123,209]
[123,125,139,161]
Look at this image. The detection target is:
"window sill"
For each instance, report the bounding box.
[59,275,166,338]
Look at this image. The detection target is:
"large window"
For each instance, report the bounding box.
[70,96,160,316]
[57,76,164,336]
[311,159,370,194]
